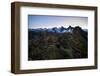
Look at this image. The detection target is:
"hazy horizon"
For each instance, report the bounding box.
[28,15,88,29]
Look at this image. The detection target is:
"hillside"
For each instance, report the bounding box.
[28,26,88,60]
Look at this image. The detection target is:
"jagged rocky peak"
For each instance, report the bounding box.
[67,25,73,29]
[74,26,82,30]
[52,27,58,30]
[73,26,82,32]
[66,25,74,33]
[59,26,66,32]
[60,26,66,29]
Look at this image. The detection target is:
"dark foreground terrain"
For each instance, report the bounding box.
[28,26,88,60]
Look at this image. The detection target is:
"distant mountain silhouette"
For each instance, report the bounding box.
[29,26,87,33]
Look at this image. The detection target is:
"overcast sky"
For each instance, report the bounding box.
[28,15,88,29]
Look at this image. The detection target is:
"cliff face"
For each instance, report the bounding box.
[28,26,88,60]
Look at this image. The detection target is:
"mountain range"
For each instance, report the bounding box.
[28,26,88,60]
[29,26,87,33]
